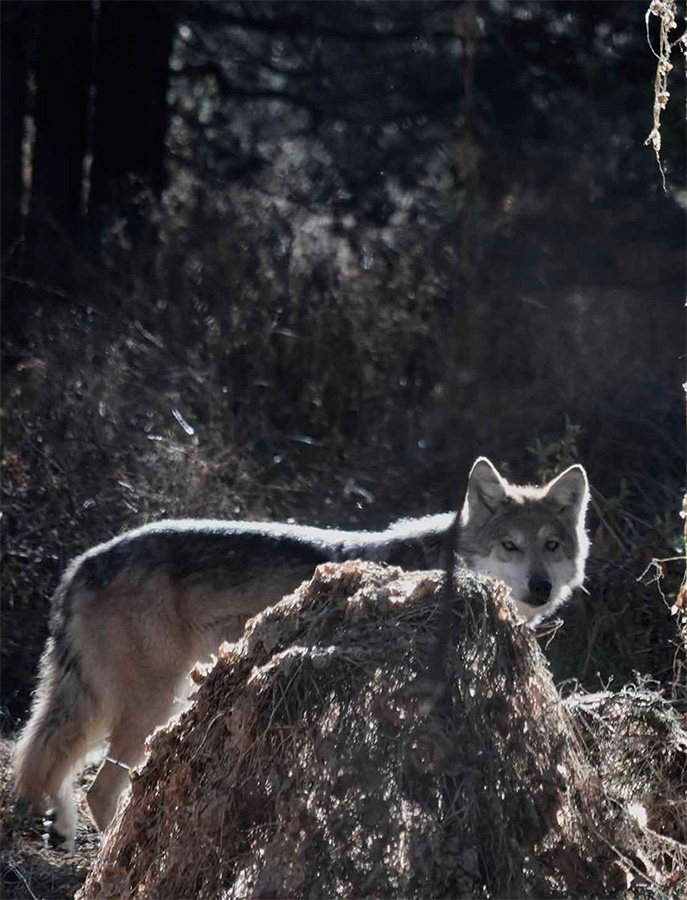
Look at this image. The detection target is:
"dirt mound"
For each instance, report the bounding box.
[77,561,686,899]
[565,687,687,880]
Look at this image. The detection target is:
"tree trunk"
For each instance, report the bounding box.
[88,0,175,238]
[31,0,94,241]
[1,1,29,257]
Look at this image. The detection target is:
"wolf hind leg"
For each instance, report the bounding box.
[13,641,103,850]
[46,774,78,851]
[87,680,186,833]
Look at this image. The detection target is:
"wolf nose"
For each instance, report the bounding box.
[528,575,552,605]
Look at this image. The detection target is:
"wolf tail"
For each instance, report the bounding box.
[13,582,96,813]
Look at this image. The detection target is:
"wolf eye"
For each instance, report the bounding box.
[501,540,519,552]
[545,540,560,552]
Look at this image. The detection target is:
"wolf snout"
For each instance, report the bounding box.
[527,575,552,606]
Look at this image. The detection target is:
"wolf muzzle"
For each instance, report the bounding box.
[527,575,552,607]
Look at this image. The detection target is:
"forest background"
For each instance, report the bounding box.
[1,0,686,729]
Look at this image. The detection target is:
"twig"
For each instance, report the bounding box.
[589,486,629,555]
[1,274,76,303]
[5,862,41,900]
[422,511,461,713]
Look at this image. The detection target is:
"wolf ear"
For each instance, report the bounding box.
[462,457,508,524]
[544,464,589,521]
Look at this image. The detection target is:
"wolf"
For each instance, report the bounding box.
[13,457,589,850]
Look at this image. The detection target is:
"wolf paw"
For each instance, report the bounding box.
[43,809,75,852]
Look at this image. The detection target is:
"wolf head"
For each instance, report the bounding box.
[459,457,590,625]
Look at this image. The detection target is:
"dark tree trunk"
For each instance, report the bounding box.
[88,1,175,237]
[1,1,29,257]
[31,0,94,240]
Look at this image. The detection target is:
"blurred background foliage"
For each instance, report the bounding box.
[2,0,685,724]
